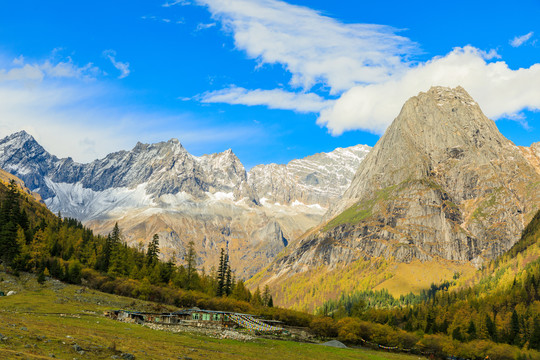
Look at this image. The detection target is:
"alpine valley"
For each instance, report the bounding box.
[2,86,539,313]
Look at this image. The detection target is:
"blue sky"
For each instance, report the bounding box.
[0,0,538,168]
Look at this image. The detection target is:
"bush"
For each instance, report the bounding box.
[417,334,447,357]
[310,316,338,338]
[336,317,364,343]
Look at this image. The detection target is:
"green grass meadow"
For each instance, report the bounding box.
[0,273,425,360]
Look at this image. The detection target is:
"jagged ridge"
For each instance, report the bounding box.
[0,130,370,279]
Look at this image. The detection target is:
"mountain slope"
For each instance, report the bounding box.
[0,131,370,278]
[250,86,540,309]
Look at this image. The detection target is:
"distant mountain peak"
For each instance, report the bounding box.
[4,130,38,146]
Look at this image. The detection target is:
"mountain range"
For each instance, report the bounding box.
[0,130,370,278]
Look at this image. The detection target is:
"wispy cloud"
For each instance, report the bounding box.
[195,0,416,93]
[199,86,332,112]
[510,32,534,47]
[162,0,191,7]
[103,50,130,79]
[0,56,99,82]
[196,22,216,31]
[183,0,540,136]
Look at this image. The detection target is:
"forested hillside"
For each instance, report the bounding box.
[0,178,295,320]
[311,210,540,359]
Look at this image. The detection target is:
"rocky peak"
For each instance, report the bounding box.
[0,130,48,158]
[5,129,35,143]
[0,130,58,197]
[329,86,514,217]
[270,85,539,279]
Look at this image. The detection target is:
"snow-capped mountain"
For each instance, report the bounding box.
[0,131,370,278]
[248,145,370,208]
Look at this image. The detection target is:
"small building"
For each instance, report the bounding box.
[105,308,284,333]
[171,308,237,328]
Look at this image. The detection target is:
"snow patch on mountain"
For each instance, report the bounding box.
[45,179,154,220]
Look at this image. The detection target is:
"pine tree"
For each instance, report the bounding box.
[530,317,540,350]
[185,240,197,290]
[111,222,121,244]
[509,309,520,345]
[232,279,251,302]
[467,319,477,340]
[485,314,497,341]
[107,224,128,277]
[99,234,113,272]
[251,286,263,307]
[225,261,232,296]
[146,234,160,265]
[262,285,271,307]
[217,248,225,296]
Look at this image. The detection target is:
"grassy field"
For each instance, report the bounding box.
[0,272,427,360]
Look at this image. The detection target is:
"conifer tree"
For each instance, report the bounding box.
[225,261,232,296]
[467,319,477,340]
[262,285,271,306]
[107,224,128,277]
[185,240,197,290]
[111,222,121,244]
[217,248,225,296]
[530,317,540,350]
[485,314,497,341]
[232,279,251,302]
[146,234,160,266]
[251,286,263,306]
[509,309,520,345]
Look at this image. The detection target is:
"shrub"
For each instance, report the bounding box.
[310,316,338,338]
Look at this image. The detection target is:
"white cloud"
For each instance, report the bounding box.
[103,50,130,79]
[195,0,416,93]
[479,48,501,60]
[196,22,217,31]
[199,86,332,112]
[0,53,261,163]
[318,46,540,135]
[510,32,534,47]
[162,0,191,7]
[182,1,540,136]
[0,57,99,82]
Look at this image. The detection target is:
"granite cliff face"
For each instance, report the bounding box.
[253,87,540,306]
[0,131,369,278]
